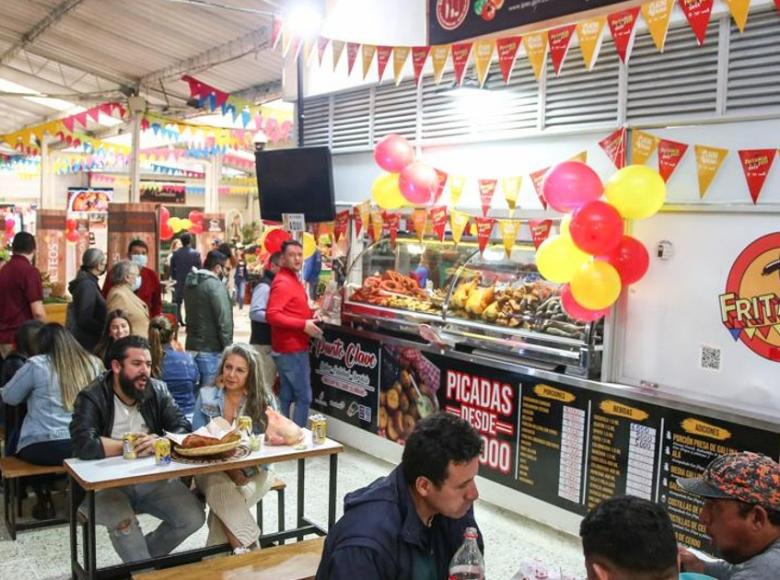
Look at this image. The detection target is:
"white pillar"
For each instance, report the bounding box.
[128,113,142,203]
[39,138,55,209]
[204,153,223,212]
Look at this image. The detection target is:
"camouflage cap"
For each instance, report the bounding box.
[677,451,780,510]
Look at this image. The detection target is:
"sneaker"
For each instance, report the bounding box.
[233,546,251,556]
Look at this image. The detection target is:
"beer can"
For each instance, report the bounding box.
[238,415,253,437]
[310,414,327,445]
[122,433,137,460]
[154,438,171,465]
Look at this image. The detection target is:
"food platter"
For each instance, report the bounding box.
[174,439,241,457]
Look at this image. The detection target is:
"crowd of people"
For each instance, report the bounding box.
[0,230,779,578]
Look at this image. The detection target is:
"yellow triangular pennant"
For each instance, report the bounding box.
[393,46,410,86]
[523,32,548,81]
[725,0,752,33]
[430,45,450,84]
[473,39,496,88]
[576,18,606,70]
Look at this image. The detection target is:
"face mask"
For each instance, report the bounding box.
[131,254,148,268]
[132,275,142,291]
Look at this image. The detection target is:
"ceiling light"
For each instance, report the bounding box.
[284,2,323,41]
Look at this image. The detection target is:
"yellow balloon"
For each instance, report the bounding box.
[302,232,316,259]
[559,215,572,236]
[371,173,406,210]
[571,260,622,310]
[180,218,193,230]
[604,165,666,220]
[535,234,590,283]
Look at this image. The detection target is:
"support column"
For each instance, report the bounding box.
[39,138,55,209]
[127,95,146,203]
[204,153,223,212]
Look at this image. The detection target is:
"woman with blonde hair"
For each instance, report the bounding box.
[192,343,276,554]
[149,315,199,416]
[2,323,103,518]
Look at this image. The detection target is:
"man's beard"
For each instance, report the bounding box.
[118,371,150,404]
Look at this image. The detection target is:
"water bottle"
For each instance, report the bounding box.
[448,526,485,580]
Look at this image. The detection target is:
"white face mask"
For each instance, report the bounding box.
[131,254,148,269]
[132,275,142,291]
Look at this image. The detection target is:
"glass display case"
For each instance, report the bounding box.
[343,235,604,377]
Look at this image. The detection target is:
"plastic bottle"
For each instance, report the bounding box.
[448,526,485,580]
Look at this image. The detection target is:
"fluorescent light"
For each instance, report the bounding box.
[284,2,323,41]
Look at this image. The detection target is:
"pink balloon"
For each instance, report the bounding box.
[569,201,624,255]
[374,134,415,173]
[5,217,15,231]
[542,161,603,213]
[399,162,437,205]
[605,235,650,285]
[560,284,609,322]
[66,229,80,243]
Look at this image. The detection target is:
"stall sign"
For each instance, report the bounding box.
[428,0,630,45]
[719,232,780,362]
[67,188,112,217]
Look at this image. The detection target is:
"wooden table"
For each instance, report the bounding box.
[65,432,343,580]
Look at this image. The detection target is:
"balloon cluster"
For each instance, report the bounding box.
[159,207,205,241]
[535,163,665,321]
[65,218,80,243]
[371,134,441,209]
[259,227,316,259]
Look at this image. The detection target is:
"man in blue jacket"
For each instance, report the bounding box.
[316,412,484,580]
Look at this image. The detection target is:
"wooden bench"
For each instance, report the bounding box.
[132,536,325,580]
[0,456,68,540]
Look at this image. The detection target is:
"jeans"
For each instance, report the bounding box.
[189,351,222,390]
[234,279,246,309]
[273,350,312,427]
[81,479,205,563]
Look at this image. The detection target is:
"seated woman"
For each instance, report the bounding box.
[192,343,276,555]
[94,309,132,369]
[149,316,199,417]
[1,323,103,518]
[106,260,149,339]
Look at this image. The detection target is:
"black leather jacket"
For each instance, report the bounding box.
[70,371,191,460]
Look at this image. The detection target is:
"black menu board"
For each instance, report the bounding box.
[516,381,589,513]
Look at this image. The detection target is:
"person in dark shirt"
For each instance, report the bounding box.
[169,233,202,326]
[67,248,108,352]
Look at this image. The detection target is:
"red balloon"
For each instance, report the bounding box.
[399,162,437,205]
[560,284,609,322]
[160,223,174,241]
[65,218,77,231]
[66,229,80,243]
[264,228,291,254]
[188,210,204,224]
[160,206,171,221]
[569,201,624,255]
[190,221,204,234]
[542,161,603,213]
[373,134,415,173]
[605,235,650,285]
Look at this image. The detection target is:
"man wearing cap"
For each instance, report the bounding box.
[678,451,780,579]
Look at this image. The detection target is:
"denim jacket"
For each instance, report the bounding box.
[1,355,101,452]
[192,386,276,434]
[160,346,199,416]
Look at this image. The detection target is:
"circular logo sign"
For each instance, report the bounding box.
[436,0,469,31]
[720,232,780,362]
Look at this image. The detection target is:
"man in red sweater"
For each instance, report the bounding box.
[103,240,162,317]
[266,239,323,427]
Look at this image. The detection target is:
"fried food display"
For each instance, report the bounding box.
[350,270,437,313]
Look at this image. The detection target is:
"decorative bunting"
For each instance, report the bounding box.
[451,42,474,86]
[433,169,448,204]
[657,139,689,182]
[430,206,449,241]
[384,211,400,244]
[370,207,383,241]
[473,39,496,87]
[576,18,606,71]
[478,179,497,217]
[694,145,729,198]
[725,0,752,33]
[570,150,588,163]
[354,201,370,237]
[679,0,715,46]
[430,45,450,84]
[496,36,522,84]
[334,210,350,242]
[499,220,521,258]
[632,130,659,165]
[410,46,429,85]
[332,40,345,71]
[529,219,554,250]
[450,210,470,245]
[501,176,522,212]
[346,42,360,76]
[449,175,466,206]
[549,25,575,75]
[393,46,411,85]
[303,40,316,65]
[523,32,548,81]
[475,217,496,255]
[376,47,392,82]
[529,167,550,210]
[599,128,627,169]
[271,18,283,50]
[317,36,330,66]
[362,44,377,79]
[642,0,674,52]
[412,208,428,241]
[738,149,777,204]
[608,7,641,64]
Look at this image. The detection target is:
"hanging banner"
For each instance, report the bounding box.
[496,36,522,84]
[738,149,777,204]
[694,145,729,199]
[376,46,393,82]
[632,130,659,165]
[450,210,470,245]
[501,176,522,212]
[523,32,548,81]
[658,139,689,182]
[354,201,370,237]
[499,219,521,258]
[393,46,411,85]
[599,128,627,169]
[431,45,450,84]
[317,36,330,66]
[370,207,384,241]
[680,0,715,46]
[641,0,674,52]
[430,206,448,241]
[549,25,576,76]
[332,40,345,70]
[384,211,400,244]
[725,0,752,33]
[346,42,360,75]
[362,44,377,79]
[35,209,68,289]
[433,168,449,204]
[334,210,350,242]
[475,217,495,255]
[529,219,554,250]
[576,18,606,71]
[473,39,496,87]
[410,46,430,85]
[478,178,497,217]
[412,208,428,241]
[529,167,550,210]
[449,175,466,206]
[608,7,641,64]
[451,42,474,86]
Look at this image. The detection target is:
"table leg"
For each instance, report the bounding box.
[69,476,77,579]
[328,454,338,529]
[297,458,305,542]
[87,490,96,580]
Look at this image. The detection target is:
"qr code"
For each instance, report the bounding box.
[700,345,722,372]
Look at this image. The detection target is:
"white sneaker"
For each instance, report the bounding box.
[233,546,251,556]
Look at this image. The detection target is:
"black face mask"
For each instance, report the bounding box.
[118,369,150,404]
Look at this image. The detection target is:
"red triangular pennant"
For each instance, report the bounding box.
[475,217,496,255]
[658,139,689,182]
[411,46,430,85]
[75,111,89,128]
[679,0,714,46]
[608,8,640,64]
[599,128,627,169]
[316,37,329,66]
[529,220,553,250]
[451,43,473,86]
[529,167,550,210]
[549,25,575,75]
[738,149,777,204]
[376,46,393,82]
[496,36,522,84]
[433,169,448,204]
[87,106,100,123]
[478,179,497,217]
[346,42,360,75]
[62,116,75,133]
[430,206,448,241]
[271,18,283,50]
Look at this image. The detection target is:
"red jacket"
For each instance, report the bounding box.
[102,266,162,317]
[266,267,313,353]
